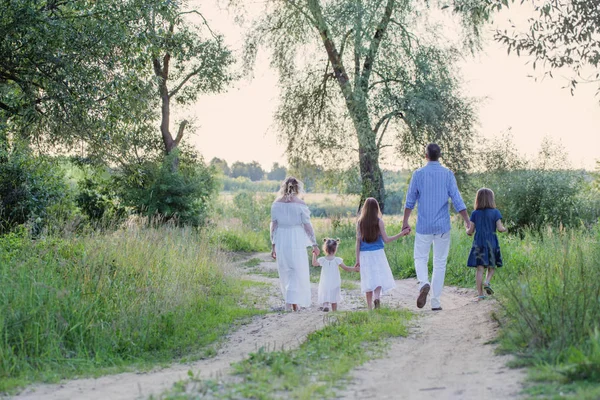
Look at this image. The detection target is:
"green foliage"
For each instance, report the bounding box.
[117,151,216,226]
[1,0,235,165]
[237,0,482,209]
[267,162,287,181]
[73,162,126,225]
[495,0,600,97]
[495,228,600,393]
[0,144,75,234]
[161,309,411,399]
[470,169,589,234]
[221,176,280,192]
[210,157,230,176]
[231,161,265,181]
[0,227,263,390]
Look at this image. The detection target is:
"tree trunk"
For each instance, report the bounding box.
[352,101,385,212]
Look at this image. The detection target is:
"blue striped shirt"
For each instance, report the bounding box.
[405,161,466,235]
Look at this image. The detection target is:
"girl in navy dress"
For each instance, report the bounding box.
[466,188,507,301]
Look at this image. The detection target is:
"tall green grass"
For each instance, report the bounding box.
[0,226,263,391]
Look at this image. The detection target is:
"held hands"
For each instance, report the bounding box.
[400,226,411,236]
[312,245,320,256]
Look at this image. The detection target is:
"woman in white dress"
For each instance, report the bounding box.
[270,177,319,311]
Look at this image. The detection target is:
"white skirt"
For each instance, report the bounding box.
[359,249,396,294]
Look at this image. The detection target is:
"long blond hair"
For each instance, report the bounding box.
[278,177,303,201]
[357,198,382,243]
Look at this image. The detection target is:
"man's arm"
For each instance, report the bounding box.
[403,172,418,231]
[447,172,469,228]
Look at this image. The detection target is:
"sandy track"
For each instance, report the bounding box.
[12,254,524,400]
[340,279,526,400]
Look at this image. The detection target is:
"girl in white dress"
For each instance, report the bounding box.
[355,197,410,310]
[312,238,359,312]
[270,177,319,311]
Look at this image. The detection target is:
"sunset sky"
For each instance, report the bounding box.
[185,2,600,171]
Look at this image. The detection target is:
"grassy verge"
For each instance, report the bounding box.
[496,227,600,398]
[0,227,265,392]
[161,309,412,399]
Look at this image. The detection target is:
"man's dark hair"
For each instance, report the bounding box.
[426,143,441,161]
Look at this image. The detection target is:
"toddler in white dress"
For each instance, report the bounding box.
[312,238,359,312]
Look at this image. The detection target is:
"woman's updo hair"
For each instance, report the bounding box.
[278,177,304,201]
[322,238,340,255]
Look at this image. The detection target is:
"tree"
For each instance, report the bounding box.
[234,0,484,209]
[267,162,287,180]
[230,161,265,181]
[0,0,234,165]
[144,7,234,157]
[495,0,600,97]
[210,157,231,175]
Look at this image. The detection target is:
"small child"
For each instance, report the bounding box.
[312,238,358,312]
[355,197,410,310]
[466,188,507,301]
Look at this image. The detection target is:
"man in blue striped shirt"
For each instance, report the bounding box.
[402,144,471,311]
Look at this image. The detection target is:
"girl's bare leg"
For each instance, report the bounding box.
[366,291,373,310]
[485,267,496,285]
[331,303,337,312]
[476,266,485,298]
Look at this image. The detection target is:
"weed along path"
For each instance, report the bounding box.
[12,253,524,400]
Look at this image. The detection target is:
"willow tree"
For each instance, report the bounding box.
[236,0,487,209]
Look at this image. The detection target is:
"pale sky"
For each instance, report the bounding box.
[184,2,599,171]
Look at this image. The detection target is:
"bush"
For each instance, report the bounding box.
[74,163,126,225]
[0,145,76,234]
[468,169,590,235]
[116,151,216,226]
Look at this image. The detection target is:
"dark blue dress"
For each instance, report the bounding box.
[467,208,503,267]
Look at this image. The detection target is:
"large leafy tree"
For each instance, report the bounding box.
[495,0,600,96]
[234,0,485,209]
[0,0,233,164]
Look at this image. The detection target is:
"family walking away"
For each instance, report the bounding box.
[270,143,506,312]
[312,238,358,312]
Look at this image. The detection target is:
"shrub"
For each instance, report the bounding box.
[116,151,216,226]
[468,169,589,235]
[0,144,75,235]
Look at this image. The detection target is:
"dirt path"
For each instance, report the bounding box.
[12,254,525,400]
[340,279,526,400]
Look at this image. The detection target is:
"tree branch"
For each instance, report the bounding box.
[338,29,354,59]
[374,109,403,135]
[285,0,318,26]
[177,10,217,38]
[169,67,202,97]
[173,120,188,146]
[361,0,395,90]
[307,0,352,93]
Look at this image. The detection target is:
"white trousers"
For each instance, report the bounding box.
[414,232,451,309]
